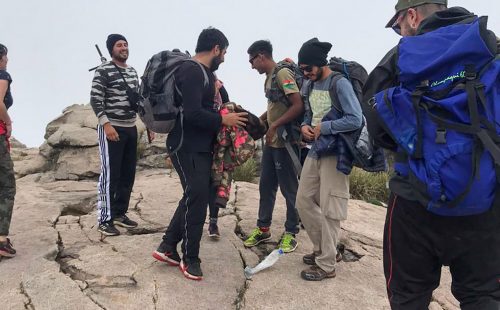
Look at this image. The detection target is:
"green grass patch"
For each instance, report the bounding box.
[233,158,258,182]
[349,167,390,206]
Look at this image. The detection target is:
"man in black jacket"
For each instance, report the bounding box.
[362,1,500,309]
[152,28,247,281]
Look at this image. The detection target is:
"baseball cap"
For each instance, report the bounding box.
[385,0,448,28]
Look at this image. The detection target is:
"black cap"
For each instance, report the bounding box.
[106,34,127,56]
[298,38,332,67]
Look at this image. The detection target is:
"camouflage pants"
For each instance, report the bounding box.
[0,135,16,236]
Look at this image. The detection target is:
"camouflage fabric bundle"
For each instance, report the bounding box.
[212,103,256,208]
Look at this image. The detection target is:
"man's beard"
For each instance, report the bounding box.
[113,51,128,62]
[403,20,418,37]
[312,67,323,82]
[210,55,223,72]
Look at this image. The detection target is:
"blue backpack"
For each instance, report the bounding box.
[373,18,500,216]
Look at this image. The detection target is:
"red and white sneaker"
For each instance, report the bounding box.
[179,259,203,281]
[152,241,180,266]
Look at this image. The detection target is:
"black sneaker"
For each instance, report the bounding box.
[152,241,181,266]
[208,223,220,239]
[113,215,138,228]
[179,258,203,281]
[0,238,16,258]
[97,222,120,236]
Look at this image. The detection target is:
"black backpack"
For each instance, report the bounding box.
[328,57,368,104]
[138,50,208,134]
[265,61,305,142]
[266,61,305,106]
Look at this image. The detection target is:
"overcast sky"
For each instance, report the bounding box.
[4,0,499,147]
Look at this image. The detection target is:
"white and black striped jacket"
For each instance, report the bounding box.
[90,61,139,127]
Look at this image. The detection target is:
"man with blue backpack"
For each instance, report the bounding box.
[363,1,500,308]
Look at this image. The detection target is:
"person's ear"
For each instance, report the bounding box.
[213,45,221,56]
[407,8,419,29]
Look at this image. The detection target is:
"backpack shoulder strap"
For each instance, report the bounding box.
[269,63,295,107]
[112,62,134,91]
[185,59,209,87]
[328,73,345,113]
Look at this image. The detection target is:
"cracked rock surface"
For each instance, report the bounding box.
[0,169,459,309]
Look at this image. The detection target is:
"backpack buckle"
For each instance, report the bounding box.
[435,128,447,144]
[465,71,477,81]
[465,65,477,80]
[368,97,377,107]
[416,80,429,89]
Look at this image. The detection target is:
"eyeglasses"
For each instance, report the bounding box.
[249,54,260,65]
[300,65,314,73]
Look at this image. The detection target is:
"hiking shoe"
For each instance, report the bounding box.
[208,223,220,239]
[0,238,16,258]
[278,232,298,253]
[97,222,120,236]
[301,265,336,281]
[179,258,203,281]
[152,241,181,266]
[113,215,138,228]
[243,228,271,247]
[303,252,318,265]
[303,252,342,265]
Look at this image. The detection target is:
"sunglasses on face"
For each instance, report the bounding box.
[300,65,314,73]
[249,54,259,65]
[392,10,409,35]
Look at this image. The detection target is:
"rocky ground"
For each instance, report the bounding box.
[0,104,459,309]
[0,168,459,310]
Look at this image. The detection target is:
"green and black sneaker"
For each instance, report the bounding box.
[279,232,298,253]
[243,228,271,247]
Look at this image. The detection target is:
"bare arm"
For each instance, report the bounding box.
[269,92,303,129]
[265,92,303,145]
[0,80,12,137]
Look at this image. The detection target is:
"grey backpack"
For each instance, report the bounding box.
[138,50,208,135]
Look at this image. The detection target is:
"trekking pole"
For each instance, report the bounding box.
[89,44,107,71]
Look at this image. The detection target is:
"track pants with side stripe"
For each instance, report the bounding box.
[97,125,137,224]
[162,151,211,261]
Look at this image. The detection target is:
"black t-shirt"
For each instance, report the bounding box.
[0,70,13,109]
[167,61,222,153]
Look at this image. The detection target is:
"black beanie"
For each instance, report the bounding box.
[106,34,127,56]
[298,38,332,67]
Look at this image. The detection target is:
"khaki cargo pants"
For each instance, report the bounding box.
[0,135,16,236]
[296,155,349,273]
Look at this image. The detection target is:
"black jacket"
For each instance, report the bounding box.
[167,61,222,153]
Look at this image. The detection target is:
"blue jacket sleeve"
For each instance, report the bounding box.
[320,78,363,135]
